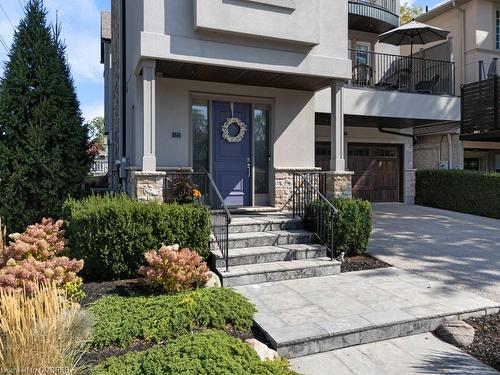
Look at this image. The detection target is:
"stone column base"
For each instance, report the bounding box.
[274,168,321,210]
[325,171,354,200]
[404,169,416,204]
[129,171,166,202]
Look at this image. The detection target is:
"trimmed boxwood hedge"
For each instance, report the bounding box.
[90,288,256,348]
[305,198,372,257]
[62,195,211,281]
[91,330,298,375]
[416,169,500,219]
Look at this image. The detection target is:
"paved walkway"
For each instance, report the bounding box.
[368,204,500,302]
[291,332,500,375]
[234,268,499,358]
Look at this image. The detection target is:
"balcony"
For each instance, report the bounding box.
[461,77,500,141]
[348,0,399,34]
[348,49,456,96]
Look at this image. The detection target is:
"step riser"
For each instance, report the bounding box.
[269,309,493,359]
[228,234,313,250]
[215,248,327,268]
[229,222,304,234]
[222,263,340,287]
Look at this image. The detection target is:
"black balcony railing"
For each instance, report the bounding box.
[352,0,398,15]
[348,49,455,95]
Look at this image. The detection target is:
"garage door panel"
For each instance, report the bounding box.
[348,144,401,203]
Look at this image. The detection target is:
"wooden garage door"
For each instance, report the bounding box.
[348,144,402,202]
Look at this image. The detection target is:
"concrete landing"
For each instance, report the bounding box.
[291,332,499,375]
[234,267,500,358]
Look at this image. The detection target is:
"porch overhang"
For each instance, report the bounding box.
[316,113,455,129]
[460,131,500,142]
[155,59,333,91]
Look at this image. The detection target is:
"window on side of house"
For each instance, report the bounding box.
[192,100,209,172]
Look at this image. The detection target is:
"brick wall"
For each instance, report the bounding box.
[414,133,464,170]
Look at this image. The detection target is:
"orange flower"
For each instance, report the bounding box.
[192,189,202,199]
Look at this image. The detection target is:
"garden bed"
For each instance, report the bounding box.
[464,313,500,371]
[341,254,392,273]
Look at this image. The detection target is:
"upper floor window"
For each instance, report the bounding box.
[496,10,500,50]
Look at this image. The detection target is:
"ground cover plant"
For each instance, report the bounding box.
[91,330,298,375]
[0,282,92,374]
[416,169,500,219]
[305,198,372,256]
[90,288,256,348]
[139,244,210,293]
[62,195,211,281]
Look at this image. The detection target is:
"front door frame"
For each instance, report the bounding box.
[190,92,274,207]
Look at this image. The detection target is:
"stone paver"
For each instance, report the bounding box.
[234,268,500,357]
[291,332,500,375]
[368,203,500,302]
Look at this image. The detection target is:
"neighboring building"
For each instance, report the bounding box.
[101,0,460,206]
[413,0,500,172]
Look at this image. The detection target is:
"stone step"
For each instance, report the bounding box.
[214,244,328,268]
[223,230,315,250]
[234,269,500,359]
[217,257,340,287]
[228,215,304,234]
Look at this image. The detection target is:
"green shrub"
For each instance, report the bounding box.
[62,195,211,281]
[91,330,298,375]
[305,198,372,256]
[90,288,256,348]
[416,169,500,219]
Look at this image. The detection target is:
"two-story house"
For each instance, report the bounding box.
[101,0,460,207]
[412,0,500,172]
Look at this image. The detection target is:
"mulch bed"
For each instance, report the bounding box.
[81,279,151,306]
[464,313,500,371]
[341,254,392,273]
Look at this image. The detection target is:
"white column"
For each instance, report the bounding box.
[142,60,156,172]
[330,80,346,171]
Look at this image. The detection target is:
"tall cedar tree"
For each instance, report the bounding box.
[0,0,92,232]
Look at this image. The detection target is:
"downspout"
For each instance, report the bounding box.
[447,133,453,169]
[453,1,466,85]
[121,0,127,160]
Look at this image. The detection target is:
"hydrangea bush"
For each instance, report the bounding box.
[0,219,84,301]
[0,218,67,267]
[138,245,210,293]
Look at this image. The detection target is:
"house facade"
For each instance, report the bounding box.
[101,0,460,207]
[413,0,500,172]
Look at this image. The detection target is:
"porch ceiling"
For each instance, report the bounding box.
[460,131,500,142]
[316,113,451,129]
[155,60,333,91]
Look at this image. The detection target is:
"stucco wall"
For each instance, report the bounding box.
[135,0,351,81]
[315,87,461,121]
[129,77,315,170]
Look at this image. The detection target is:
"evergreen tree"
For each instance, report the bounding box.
[0,0,92,232]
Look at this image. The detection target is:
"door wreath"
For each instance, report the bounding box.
[221,117,247,143]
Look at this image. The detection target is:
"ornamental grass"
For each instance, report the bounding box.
[0,283,92,375]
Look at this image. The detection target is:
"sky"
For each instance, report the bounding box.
[0,0,445,123]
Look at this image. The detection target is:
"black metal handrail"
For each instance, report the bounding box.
[164,172,231,271]
[348,48,455,95]
[292,173,338,261]
[350,0,398,15]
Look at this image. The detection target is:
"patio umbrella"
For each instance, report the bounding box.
[377,19,450,57]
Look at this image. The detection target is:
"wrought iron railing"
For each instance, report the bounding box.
[292,173,338,261]
[350,0,398,14]
[164,172,231,271]
[349,49,455,95]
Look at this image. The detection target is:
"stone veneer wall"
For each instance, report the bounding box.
[404,169,416,204]
[325,171,353,200]
[274,168,321,209]
[129,172,166,202]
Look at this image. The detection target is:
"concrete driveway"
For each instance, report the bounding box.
[368,203,500,302]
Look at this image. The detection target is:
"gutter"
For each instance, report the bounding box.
[452,1,467,85]
[378,127,417,145]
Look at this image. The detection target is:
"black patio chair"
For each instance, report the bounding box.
[415,74,440,94]
[352,63,373,87]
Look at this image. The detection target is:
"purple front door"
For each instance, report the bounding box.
[212,101,252,206]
